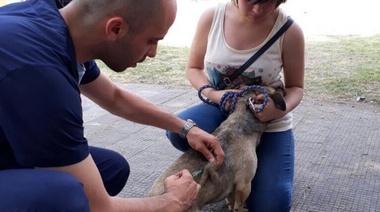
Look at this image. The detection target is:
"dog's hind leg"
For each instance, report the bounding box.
[233,183,251,212]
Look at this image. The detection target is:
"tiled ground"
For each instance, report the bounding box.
[83,83,380,211]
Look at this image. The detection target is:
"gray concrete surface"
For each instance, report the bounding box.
[82,83,380,211]
[82,1,380,211]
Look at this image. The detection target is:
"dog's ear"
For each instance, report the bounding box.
[271,93,286,111]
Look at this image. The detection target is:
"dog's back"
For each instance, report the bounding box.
[147,92,267,211]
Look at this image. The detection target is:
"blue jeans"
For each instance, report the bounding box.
[167,103,294,211]
[0,146,130,212]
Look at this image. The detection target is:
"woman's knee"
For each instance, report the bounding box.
[247,130,294,211]
[166,130,191,152]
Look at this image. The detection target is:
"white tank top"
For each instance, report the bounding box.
[205,2,292,132]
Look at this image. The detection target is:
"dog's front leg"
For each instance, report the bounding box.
[226,192,236,211]
[233,182,251,212]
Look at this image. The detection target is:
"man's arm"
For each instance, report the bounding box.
[80,72,224,167]
[43,155,198,212]
[80,72,186,133]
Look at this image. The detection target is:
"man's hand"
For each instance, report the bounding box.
[186,127,224,169]
[163,170,200,211]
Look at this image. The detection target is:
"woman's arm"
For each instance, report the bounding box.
[186,7,229,105]
[254,21,305,122]
[281,21,305,113]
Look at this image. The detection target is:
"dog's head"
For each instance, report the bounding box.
[241,86,286,112]
[263,86,286,111]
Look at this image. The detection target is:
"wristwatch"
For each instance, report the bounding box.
[179,119,197,138]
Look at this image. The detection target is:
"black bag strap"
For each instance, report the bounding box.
[217,17,294,89]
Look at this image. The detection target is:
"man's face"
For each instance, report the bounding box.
[105,25,163,72]
[102,2,176,72]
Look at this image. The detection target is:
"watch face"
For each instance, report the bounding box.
[187,119,197,128]
[180,119,197,138]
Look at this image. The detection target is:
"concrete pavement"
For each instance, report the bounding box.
[82,1,380,211]
[82,83,380,211]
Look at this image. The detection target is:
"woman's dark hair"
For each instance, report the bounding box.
[232,0,287,7]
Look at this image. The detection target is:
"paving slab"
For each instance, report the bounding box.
[82,83,380,212]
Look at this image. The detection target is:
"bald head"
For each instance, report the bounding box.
[60,0,177,69]
[70,0,176,34]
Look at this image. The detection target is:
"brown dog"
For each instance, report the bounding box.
[147,86,286,212]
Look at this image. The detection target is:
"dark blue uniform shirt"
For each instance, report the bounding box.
[0,0,100,169]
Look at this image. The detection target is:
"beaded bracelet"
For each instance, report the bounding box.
[197,84,269,115]
[197,84,219,107]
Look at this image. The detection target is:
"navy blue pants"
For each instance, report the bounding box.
[0,146,130,212]
[167,103,295,212]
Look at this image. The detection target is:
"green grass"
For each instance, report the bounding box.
[99,34,380,104]
[305,35,380,103]
[97,46,191,87]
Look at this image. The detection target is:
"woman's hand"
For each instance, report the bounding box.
[206,89,241,111]
[250,94,286,122]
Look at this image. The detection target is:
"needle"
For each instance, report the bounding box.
[192,170,203,177]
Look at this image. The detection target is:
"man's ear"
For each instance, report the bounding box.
[271,93,286,111]
[104,17,128,41]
